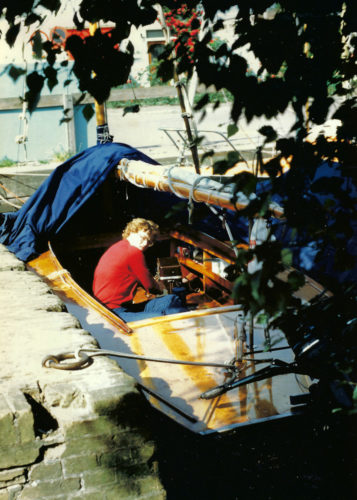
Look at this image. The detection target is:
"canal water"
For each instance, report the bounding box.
[148,410,356,500]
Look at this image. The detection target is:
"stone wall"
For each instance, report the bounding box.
[0,245,165,499]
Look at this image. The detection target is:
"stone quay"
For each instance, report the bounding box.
[0,244,165,500]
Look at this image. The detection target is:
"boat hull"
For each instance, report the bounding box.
[28,246,312,434]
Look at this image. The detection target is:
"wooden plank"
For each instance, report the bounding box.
[277,268,332,301]
[171,226,245,264]
[63,94,76,153]
[177,255,234,292]
[0,94,65,110]
[202,250,211,292]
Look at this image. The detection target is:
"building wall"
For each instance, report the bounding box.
[0,13,242,162]
[0,62,95,162]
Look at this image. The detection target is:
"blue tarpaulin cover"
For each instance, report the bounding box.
[0,142,158,261]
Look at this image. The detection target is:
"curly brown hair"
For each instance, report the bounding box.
[122,218,159,243]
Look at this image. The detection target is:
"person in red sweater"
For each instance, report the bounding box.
[93,218,187,322]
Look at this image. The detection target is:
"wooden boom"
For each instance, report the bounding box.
[117,159,284,218]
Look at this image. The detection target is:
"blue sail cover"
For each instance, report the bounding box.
[0,142,158,261]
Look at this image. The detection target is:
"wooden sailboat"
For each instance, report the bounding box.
[26,156,327,435]
[2,13,350,436]
[19,19,331,433]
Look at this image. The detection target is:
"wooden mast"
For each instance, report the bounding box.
[157,6,201,174]
[89,22,108,130]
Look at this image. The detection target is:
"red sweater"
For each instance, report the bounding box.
[92,239,156,309]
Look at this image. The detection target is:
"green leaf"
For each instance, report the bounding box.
[227,123,238,137]
[44,66,58,91]
[258,125,277,142]
[24,13,43,27]
[123,104,140,116]
[25,72,45,113]
[250,272,261,302]
[157,59,174,83]
[281,248,293,267]
[59,117,72,124]
[212,151,242,175]
[82,104,95,122]
[8,65,26,82]
[126,41,134,56]
[37,0,61,12]
[230,171,257,197]
[262,155,282,178]
[201,150,214,163]
[256,312,268,325]
[353,385,357,401]
[31,31,43,60]
[287,270,305,291]
[194,93,209,111]
[165,201,187,219]
[6,23,20,48]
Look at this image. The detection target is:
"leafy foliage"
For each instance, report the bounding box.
[65,31,134,103]
[1,0,356,407]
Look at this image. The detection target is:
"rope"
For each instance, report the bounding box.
[188,175,205,203]
[42,346,237,371]
[96,123,113,144]
[207,205,239,257]
[153,175,160,190]
[166,166,187,199]
[0,193,22,209]
[0,182,26,206]
[187,175,205,223]
[119,160,147,189]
